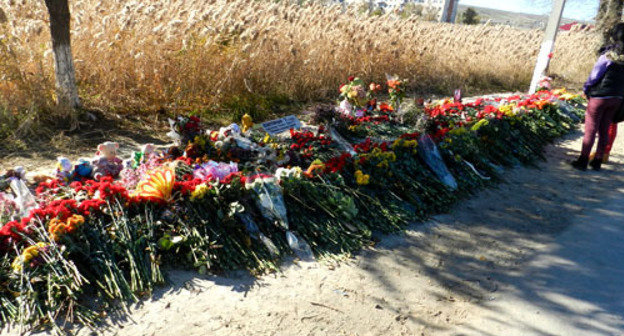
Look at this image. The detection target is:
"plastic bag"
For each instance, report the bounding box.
[418,134,458,190]
[246,177,315,261]
[463,160,491,181]
[166,118,182,145]
[251,178,289,230]
[286,231,315,262]
[237,213,280,258]
[557,101,581,123]
[9,178,37,217]
[328,126,357,156]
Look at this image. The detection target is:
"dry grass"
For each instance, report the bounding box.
[0,0,599,128]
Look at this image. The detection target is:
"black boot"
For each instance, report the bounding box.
[590,157,602,171]
[571,156,588,171]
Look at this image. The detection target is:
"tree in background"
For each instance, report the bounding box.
[596,0,624,47]
[44,0,80,108]
[460,7,479,25]
[401,3,423,19]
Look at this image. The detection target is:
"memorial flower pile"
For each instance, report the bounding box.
[0,77,585,331]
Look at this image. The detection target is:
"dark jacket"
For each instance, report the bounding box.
[584,52,624,98]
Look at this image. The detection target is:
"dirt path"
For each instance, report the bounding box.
[4,126,624,336]
[9,128,600,335]
[449,190,624,336]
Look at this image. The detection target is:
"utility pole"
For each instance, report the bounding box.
[440,0,459,23]
[529,0,566,93]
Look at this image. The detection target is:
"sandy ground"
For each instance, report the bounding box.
[4,126,624,336]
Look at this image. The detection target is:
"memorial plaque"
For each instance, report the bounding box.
[261,115,302,135]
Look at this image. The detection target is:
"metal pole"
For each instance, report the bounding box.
[529,0,567,93]
[441,0,459,23]
[449,0,459,23]
[440,0,451,22]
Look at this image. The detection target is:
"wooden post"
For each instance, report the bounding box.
[529,0,567,93]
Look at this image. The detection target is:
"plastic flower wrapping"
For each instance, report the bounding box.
[193,161,239,182]
[0,191,17,219]
[245,175,314,260]
[245,176,289,230]
[0,75,588,331]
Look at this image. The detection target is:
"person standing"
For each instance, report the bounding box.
[572,22,624,171]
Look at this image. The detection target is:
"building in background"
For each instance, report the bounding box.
[335,0,459,22]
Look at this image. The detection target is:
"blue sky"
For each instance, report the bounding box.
[459,0,599,21]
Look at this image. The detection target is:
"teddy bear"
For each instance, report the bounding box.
[241,114,253,133]
[92,141,123,180]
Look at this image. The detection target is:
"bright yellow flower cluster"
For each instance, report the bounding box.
[499,103,517,117]
[552,88,567,96]
[392,138,418,150]
[12,243,48,273]
[355,170,370,185]
[360,147,397,170]
[471,119,490,131]
[191,183,210,201]
[552,88,581,100]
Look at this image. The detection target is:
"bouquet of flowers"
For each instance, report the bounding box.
[339,76,368,112]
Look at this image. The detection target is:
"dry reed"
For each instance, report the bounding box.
[0,0,600,117]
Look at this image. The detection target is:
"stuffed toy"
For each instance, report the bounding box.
[92,141,123,180]
[241,114,253,133]
[132,143,157,169]
[0,166,27,191]
[73,158,94,180]
[55,157,73,183]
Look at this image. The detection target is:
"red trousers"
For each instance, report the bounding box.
[581,98,622,159]
[606,122,618,156]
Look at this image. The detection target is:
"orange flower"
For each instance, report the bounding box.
[48,214,85,241]
[134,166,176,202]
[379,103,394,112]
[387,79,401,90]
[534,100,549,110]
[304,159,325,177]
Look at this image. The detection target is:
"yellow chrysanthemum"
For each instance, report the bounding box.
[191,183,210,201]
[354,170,370,185]
[403,140,418,148]
[12,243,48,273]
[471,119,490,131]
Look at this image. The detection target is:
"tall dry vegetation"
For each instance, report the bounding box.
[0,0,599,127]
